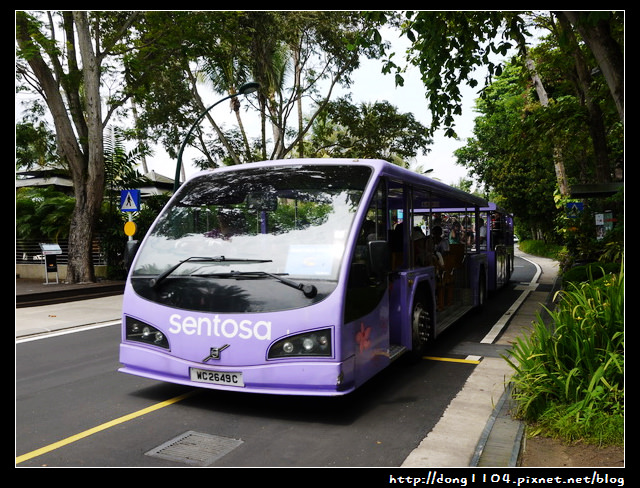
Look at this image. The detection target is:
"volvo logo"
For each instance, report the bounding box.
[202,344,230,362]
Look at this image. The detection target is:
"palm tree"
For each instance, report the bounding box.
[198,44,256,163]
[246,13,291,160]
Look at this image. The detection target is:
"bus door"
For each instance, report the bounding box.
[411,205,485,330]
[344,181,392,373]
[489,211,512,289]
[387,183,437,355]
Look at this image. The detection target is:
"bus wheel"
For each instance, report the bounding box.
[410,300,431,360]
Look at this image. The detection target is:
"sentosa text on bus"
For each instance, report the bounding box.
[119,159,514,396]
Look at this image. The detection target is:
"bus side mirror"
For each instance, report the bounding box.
[369,240,390,277]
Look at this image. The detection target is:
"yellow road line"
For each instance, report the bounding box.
[16,390,196,465]
[424,356,481,365]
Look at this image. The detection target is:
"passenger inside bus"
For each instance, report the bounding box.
[412,226,428,266]
[431,225,469,310]
[359,219,377,244]
[431,225,450,256]
[205,208,246,239]
[449,220,462,244]
[478,218,487,250]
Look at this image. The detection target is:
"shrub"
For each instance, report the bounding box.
[518,239,564,260]
[505,264,624,445]
[562,262,619,288]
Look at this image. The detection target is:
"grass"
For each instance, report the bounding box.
[505,260,624,446]
[517,239,565,260]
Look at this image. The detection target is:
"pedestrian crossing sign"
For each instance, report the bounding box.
[565,202,583,218]
[120,190,140,212]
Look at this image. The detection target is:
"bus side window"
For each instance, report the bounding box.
[345,183,388,323]
[390,221,404,269]
[351,183,387,283]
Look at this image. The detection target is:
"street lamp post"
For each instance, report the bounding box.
[173,81,260,192]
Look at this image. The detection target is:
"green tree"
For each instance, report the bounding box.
[304,97,432,164]
[379,11,531,138]
[15,120,60,171]
[558,11,624,122]
[16,187,75,241]
[195,13,255,162]
[455,63,559,239]
[243,11,388,161]
[125,12,238,175]
[368,11,623,146]
[525,12,623,186]
[132,11,387,169]
[381,11,624,240]
[103,128,150,207]
[16,11,142,283]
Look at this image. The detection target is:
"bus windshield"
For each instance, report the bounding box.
[130,164,372,312]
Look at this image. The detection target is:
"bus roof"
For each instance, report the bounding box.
[188,158,489,209]
[374,160,488,209]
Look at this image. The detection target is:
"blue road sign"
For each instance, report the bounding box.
[566,202,583,218]
[120,190,141,212]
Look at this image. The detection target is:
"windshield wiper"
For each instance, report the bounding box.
[201,271,318,299]
[150,256,272,289]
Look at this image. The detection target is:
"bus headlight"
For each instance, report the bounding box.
[125,316,170,349]
[268,328,332,359]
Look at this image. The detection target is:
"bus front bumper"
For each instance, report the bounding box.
[119,343,355,396]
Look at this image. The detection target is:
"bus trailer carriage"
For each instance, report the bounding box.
[119,159,512,396]
[413,202,515,295]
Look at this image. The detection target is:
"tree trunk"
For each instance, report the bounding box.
[186,66,241,166]
[60,13,106,283]
[17,12,102,283]
[560,11,624,122]
[293,45,304,158]
[556,12,613,183]
[525,57,570,196]
[268,94,286,160]
[67,190,96,283]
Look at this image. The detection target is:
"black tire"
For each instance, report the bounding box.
[410,299,432,361]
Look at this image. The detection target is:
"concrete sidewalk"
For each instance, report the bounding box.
[15,250,560,467]
[15,276,124,336]
[15,294,123,338]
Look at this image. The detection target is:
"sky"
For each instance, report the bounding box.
[146,29,487,188]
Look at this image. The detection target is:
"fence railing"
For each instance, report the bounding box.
[16,238,107,266]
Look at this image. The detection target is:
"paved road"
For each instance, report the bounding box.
[16,250,560,467]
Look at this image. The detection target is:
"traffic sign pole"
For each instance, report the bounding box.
[120,189,141,239]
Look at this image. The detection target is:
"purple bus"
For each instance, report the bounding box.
[119,159,501,396]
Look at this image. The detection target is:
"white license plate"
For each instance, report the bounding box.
[190,368,244,387]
